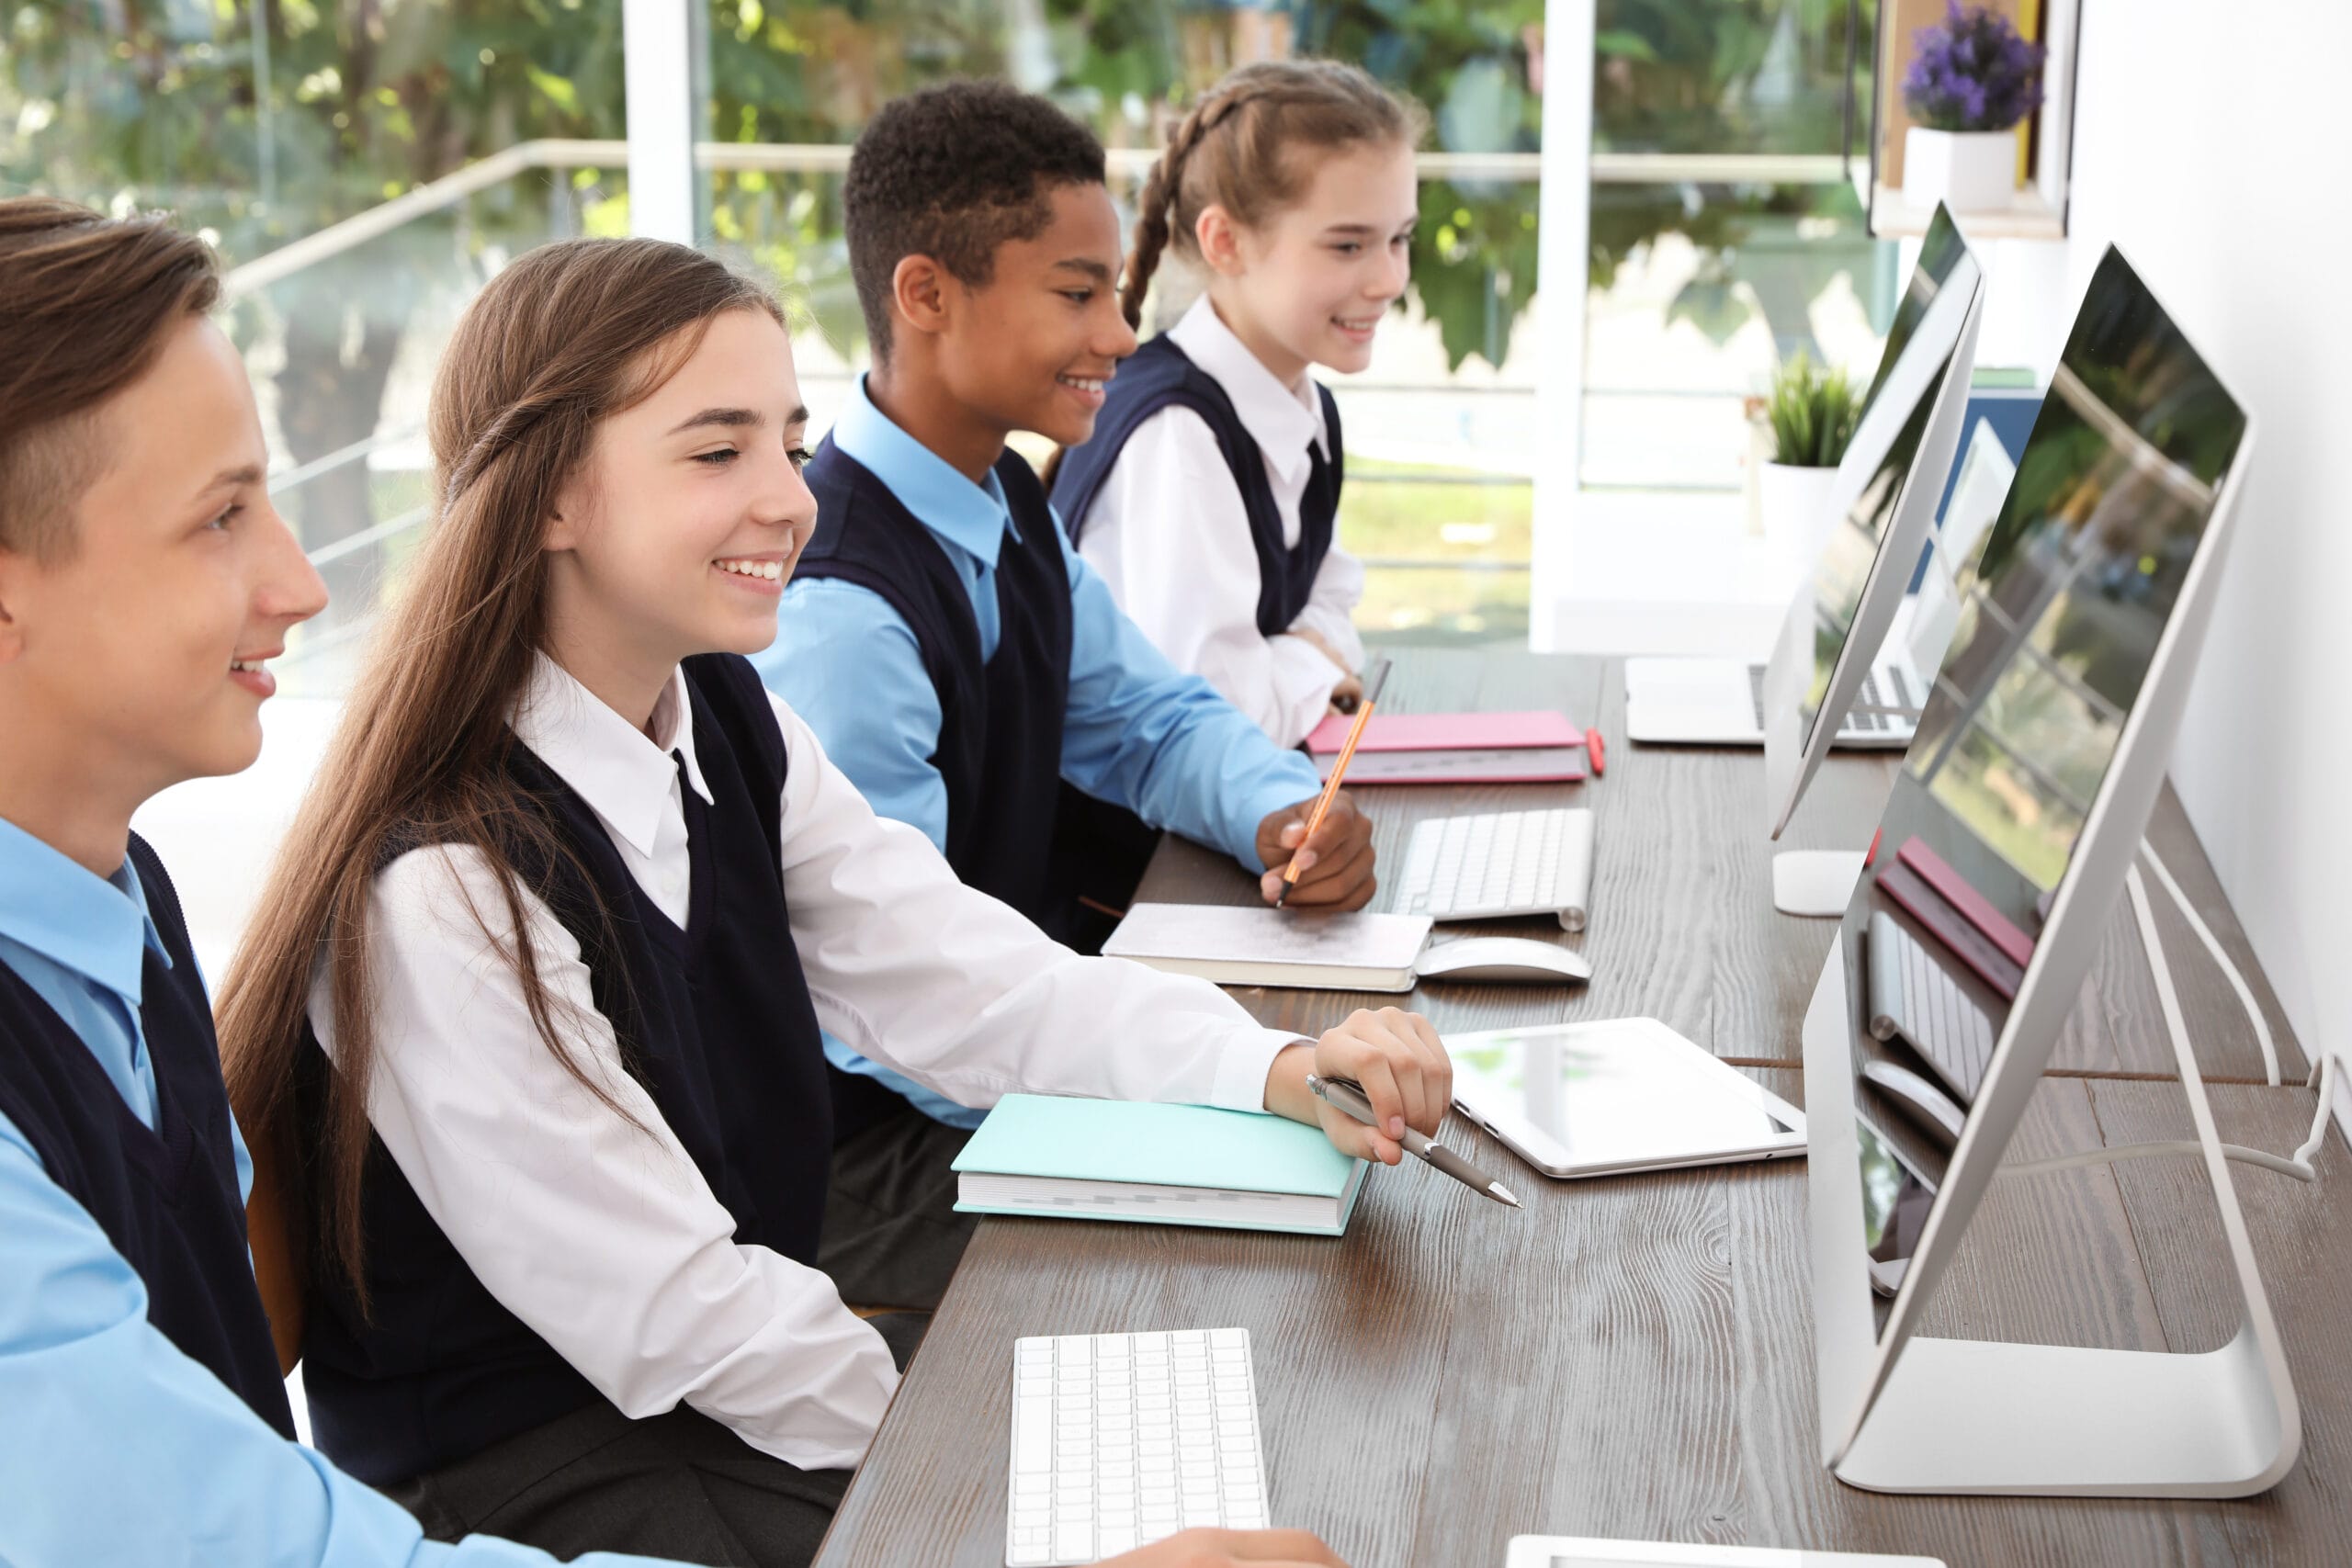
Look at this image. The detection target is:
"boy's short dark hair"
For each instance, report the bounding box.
[844,79,1107,359]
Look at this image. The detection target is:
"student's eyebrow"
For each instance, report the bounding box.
[202,463,266,494]
[666,408,765,435]
[1051,258,1116,284]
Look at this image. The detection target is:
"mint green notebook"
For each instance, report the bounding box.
[953,1095,1370,1236]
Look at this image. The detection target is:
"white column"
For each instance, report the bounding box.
[1529,0,1594,650]
[623,0,698,243]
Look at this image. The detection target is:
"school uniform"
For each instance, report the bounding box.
[0,817,668,1566]
[300,651,1299,1563]
[1055,296,1367,749]
[752,378,1324,1307]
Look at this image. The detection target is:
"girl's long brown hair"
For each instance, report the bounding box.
[218,238,784,1304]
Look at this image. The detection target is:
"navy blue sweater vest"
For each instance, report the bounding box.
[300,655,834,1485]
[796,437,1074,927]
[0,835,296,1439]
[1053,333,1344,638]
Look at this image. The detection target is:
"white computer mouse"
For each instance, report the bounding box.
[1415,936,1592,987]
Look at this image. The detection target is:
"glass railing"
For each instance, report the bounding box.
[243,144,1548,683]
[233,141,1882,686]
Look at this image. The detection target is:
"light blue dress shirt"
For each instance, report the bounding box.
[752,377,1323,1128]
[0,815,673,1568]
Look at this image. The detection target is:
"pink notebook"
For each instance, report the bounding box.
[1896,835,2036,968]
[1305,711,1589,784]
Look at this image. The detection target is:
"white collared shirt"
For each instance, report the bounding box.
[308,653,1297,1472]
[1076,296,1367,748]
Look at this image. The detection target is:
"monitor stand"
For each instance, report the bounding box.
[1827,865,2301,1495]
[1773,700,1924,918]
[1773,850,1865,917]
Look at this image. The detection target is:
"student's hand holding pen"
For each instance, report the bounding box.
[1261,1007,1452,1167]
[1254,791,1376,910]
[1103,1527,1350,1566]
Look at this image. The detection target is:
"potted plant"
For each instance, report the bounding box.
[1752,352,1861,592]
[1901,2,2047,212]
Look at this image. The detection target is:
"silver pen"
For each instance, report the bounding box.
[1307,1074,1521,1209]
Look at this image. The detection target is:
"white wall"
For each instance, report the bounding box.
[1975,0,2352,1119]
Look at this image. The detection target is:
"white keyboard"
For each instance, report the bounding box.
[1396,808,1595,926]
[1006,1328,1268,1566]
[1867,910,1996,1100]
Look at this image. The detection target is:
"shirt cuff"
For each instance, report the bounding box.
[1269,635,1346,735]
[1289,607,1364,671]
[1227,761,1325,873]
[1205,1027,1306,1114]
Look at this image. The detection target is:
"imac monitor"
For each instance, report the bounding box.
[1802,247,2290,1495]
[1760,207,1985,840]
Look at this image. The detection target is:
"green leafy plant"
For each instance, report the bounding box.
[1764,351,1860,468]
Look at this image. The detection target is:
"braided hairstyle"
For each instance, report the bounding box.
[1120,60,1424,333]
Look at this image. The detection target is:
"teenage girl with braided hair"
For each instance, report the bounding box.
[1050,61,1423,748]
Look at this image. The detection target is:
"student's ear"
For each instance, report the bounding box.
[543,486,584,554]
[889,254,954,341]
[0,553,26,664]
[1194,204,1250,278]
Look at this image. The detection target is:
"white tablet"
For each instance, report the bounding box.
[1448,1018,1806,1179]
[1507,1537,1943,1568]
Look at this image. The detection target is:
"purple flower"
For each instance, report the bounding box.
[1903,1,2046,132]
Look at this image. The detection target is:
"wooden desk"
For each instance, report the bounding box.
[814,650,2341,1568]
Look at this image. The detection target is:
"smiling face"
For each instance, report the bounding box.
[931,180,1139,449]
[1202,138,1419,385]
[0,315,327,802]
[542,307,818,694]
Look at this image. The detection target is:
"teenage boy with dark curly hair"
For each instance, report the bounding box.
[750,81,1384,1310]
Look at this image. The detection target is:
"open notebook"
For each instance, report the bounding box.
[953,1095,1370,1235]
[1101,903,1433,991]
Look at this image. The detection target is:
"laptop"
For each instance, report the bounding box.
[1624,647,1926,750]
[1624,206,1985,755]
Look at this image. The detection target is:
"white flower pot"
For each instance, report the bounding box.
[1904,126,2018,212]
[1757,460,1843,598]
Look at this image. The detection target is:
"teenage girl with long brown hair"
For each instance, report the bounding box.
[217,233,1434,1565]
[1050,62,1423,749]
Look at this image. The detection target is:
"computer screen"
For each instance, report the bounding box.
[1835,247,2248,1322]
[1797,207,1981,755]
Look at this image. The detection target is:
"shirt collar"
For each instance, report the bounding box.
[509,654,715,859]
[0,815,169,1008]
[1166,295,1329,486]
[829,374,1017,569]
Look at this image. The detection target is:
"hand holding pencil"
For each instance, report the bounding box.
[1256,658,1390,911]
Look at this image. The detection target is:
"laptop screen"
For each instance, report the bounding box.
[1798,206,1980,753]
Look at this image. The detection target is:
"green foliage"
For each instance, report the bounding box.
[1592,0,1882,356]
[2,2,1893,434]
[2,0,627,262]
[1764,349,1859,468]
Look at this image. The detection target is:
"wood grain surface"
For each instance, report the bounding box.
[812,650,2337,1568]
